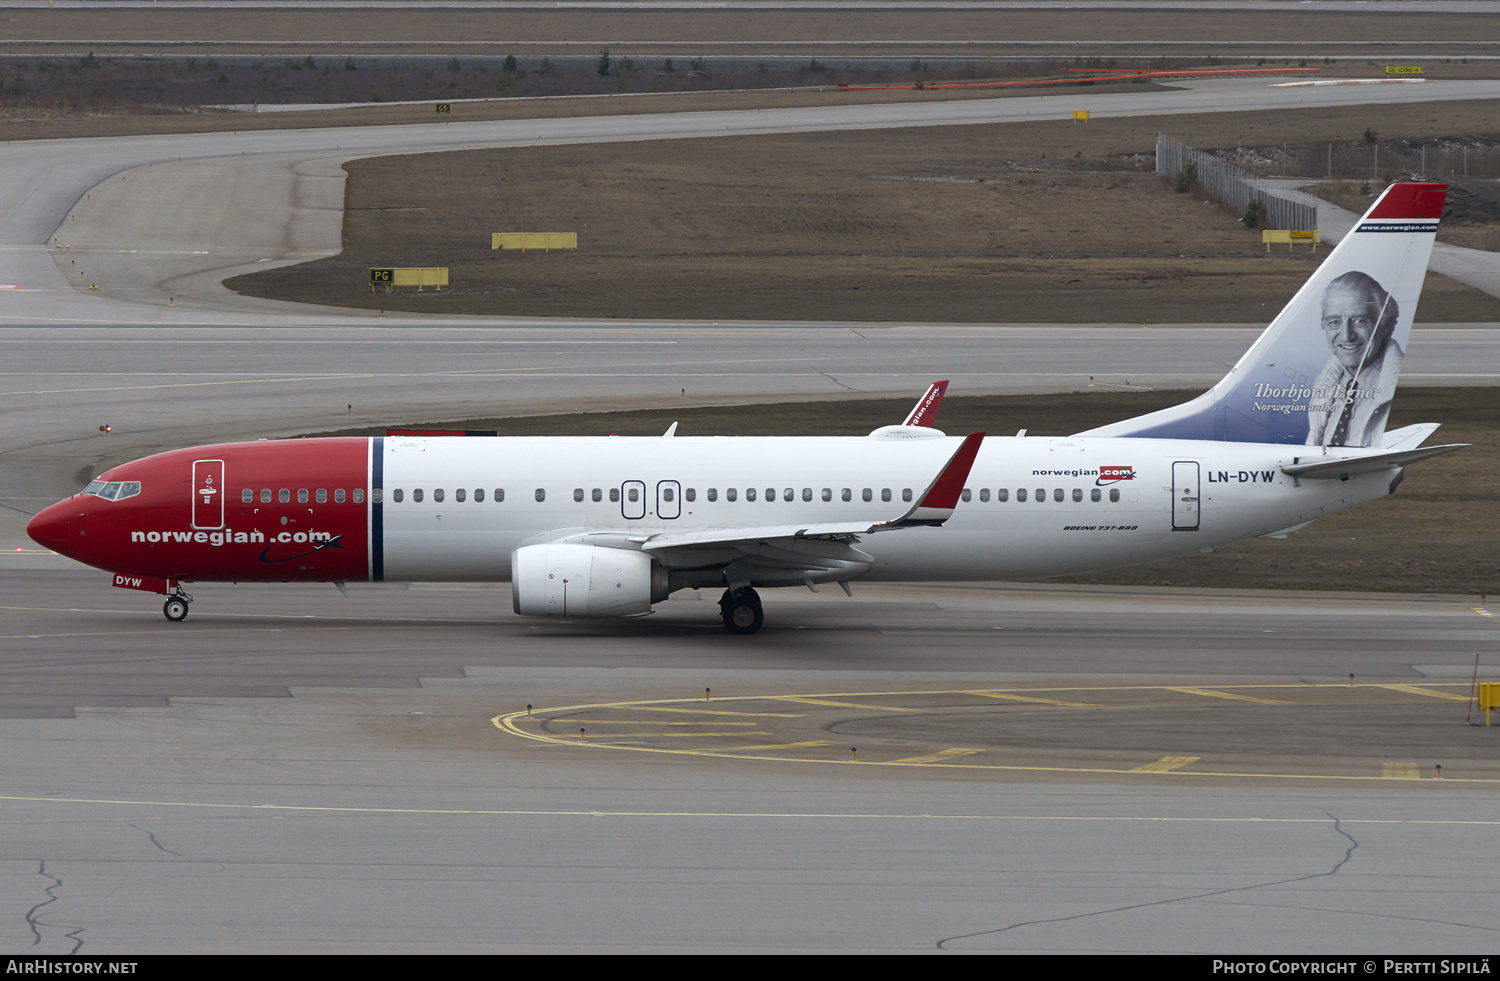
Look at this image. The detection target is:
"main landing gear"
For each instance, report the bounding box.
[719,587,763,635]
[162,588,193,622]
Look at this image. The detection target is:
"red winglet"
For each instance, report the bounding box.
[1367,182,1447,221]
[903,380,949,427]
[919,432,985,510]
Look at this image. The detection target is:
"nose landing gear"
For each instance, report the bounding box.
[719,587,763,635]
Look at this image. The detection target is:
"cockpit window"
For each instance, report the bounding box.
[83,480,141,502]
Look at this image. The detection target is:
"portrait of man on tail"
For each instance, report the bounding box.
[1305,270,1403,448]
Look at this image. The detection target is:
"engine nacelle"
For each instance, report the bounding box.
[511,543,667,618]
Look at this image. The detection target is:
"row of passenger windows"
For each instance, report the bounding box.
[243,488,366,504]
[383,486,1123,504]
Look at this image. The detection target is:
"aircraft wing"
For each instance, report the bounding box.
[1282,443,1468,479]
[637,431,984,555]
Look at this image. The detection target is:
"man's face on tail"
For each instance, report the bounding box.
[1321,280,1392,371]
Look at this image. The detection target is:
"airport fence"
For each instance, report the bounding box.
[1156,133,1319,231]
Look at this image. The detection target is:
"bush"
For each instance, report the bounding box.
[1243,200,1261,228]
[1174,161,1198,193]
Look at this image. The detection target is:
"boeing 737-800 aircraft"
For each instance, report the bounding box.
[27,183,1463,633]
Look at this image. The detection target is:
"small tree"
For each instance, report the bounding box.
[1174,161,1198,194]
[662,58,674,73]
[597,49,612,77]
[502,54,518,73]
[1363,128,1379,144]
[1243,200,1261,229]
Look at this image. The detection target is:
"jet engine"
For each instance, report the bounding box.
[511,543,668,618]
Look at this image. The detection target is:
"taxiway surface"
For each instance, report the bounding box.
[2,572,1496,953]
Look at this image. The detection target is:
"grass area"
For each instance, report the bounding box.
[228,100,1500,323]
[304,386,1498,598]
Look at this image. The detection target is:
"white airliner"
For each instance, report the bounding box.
[28,182,1463,633]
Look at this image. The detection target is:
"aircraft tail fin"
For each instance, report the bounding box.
[1078,182,1447,448]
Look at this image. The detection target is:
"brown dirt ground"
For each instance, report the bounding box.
[229,102,1500,323]
[304,386,1499,597]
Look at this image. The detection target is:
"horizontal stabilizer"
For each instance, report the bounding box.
[1282,443,1467,480]
[1379,422,1442,450]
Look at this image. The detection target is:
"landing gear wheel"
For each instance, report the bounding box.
[163,597,189,622]
[719,588,763,635]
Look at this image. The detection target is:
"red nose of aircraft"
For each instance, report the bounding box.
[27,500,74,553]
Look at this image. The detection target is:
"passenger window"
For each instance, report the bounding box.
[802,488,813,502]
[297,489,309,503]
[707,488,718,502]
[1053,488,1064,503]
[961,489,971,502]
[663,488,675,503]
[726,488,737,502]
[862,488,872,502]
[821,488,831,502]
[455,488,466,503]
[316,489,327,503]
[495,489,505,502]
[1017,488,1027,502]
[592,488,602,502]
[335,489,346,503]
[841,488,851,502]
[997,488,1008,502]
[279,489,290,503]
[1036,488,1046,502]
[356,489,367,504]
[1091,488,1101,502]
[434,488,444,503]
[535,488,546,502]
[627,487,638,503]
[781,488,792,502]
[261,489,272,503]
[475,488,485,503]
[1072,488,1082,502]
[768,488,777,502]
[1110,488,1120,502]
[610,488,620,503]
[242,488,253,503]
[413,489,424,503]
[980,488,990,502]
[574,488,584,503]
[393,489,404,503]
[881,489,891,503]
[903,489,913,503]
[685,488,695,502]
[746,488,757,502]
